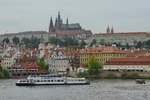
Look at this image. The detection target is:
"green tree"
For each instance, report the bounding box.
[3,38,10,44]
[49,37,64,46]
[126,43,130,49]
[12,36,20,45]
[145,40,150,46]
[0,66,2,78]
[49,37,79,47]
[90,39,97,46]
[136,41,143,49]
[37,57,49,71]
[22,37,40,48]
[2,69,9,78]
[88,55,102,75]
[80,40,87,48]
[64,38,79,46]
[0,66,2,72]
[121,70,128,79]
[128,72,139,79]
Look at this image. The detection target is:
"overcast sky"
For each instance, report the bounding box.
[0,0,150,34]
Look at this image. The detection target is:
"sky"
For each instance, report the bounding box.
[0,0,150,34]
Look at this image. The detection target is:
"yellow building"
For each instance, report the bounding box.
[80,46,127,65]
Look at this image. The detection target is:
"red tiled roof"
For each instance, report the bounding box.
[80,46,126,54]
[21,63,41,70]
[105,56,150,65]
[124,49,150,57]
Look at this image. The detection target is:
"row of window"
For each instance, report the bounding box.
[80,58,108,62]
[81,53,126,57]
[34,80,64,82]
[9,69,38,73]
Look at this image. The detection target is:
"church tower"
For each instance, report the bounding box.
[66,18,69,29]
[111,27,114,33]
[49,17,54,32]
[55,11,63,31]
[106,25,110,33]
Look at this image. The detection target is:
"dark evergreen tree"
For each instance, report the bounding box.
[80,40,87,48]
[2,38,10,44]
[12,36,20,45]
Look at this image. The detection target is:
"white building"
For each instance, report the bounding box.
[46,50,71,74]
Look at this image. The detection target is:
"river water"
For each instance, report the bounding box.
[0,79,150,100]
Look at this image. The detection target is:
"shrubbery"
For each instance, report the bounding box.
[106,73,118,79]
[121,70,140,79]
[0,66,10,78]
[77,72,88,78]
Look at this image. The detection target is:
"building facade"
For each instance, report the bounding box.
[80,46,127,65]
[104,56,150,72]
[91,32,150,46]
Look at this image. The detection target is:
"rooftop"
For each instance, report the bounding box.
[94,32,150,37]
[105,56,150,65]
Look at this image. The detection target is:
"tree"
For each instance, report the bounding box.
[126,43,130,49]
[90,39,96,46]
[49,37,79,47]
[88,55,102,75]
[3,38,10,44]
[64,37,79,46]
[0,66,2,72]
[128,72,139,79]
[12,36,20,45]
[136,41,143,49]
[37,57,49,71]
[2,68,9,78]
[145,40,150,46]
[22,37,40,48]
[80,40,87,48]
[121,70,128,79]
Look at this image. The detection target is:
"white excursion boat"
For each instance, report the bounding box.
[16,75,90,86]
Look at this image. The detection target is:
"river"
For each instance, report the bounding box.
[0,79,150,100]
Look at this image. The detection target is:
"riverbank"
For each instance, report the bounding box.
[76,71,150,80]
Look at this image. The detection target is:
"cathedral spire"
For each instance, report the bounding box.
[49,16,54,32]
[66,18,69,25]
[111,27,114,33]
[58,11,61,21]
[106,25,110,33]
[55,17,58,27]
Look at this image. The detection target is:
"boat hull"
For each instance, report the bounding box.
[16,82,90,86]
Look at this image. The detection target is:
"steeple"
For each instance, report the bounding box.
[49,17,54,32]
[106,25,110,33]
[111,27,114,33]
[66,18,69,25]
[58,11,61,21]
[55,17,58,27]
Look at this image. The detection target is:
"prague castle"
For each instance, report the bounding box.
[49,12,82,32]
[48,12,92,40]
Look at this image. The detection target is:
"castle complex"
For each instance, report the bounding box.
[49,12,82,32]
[48,12,92,40]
